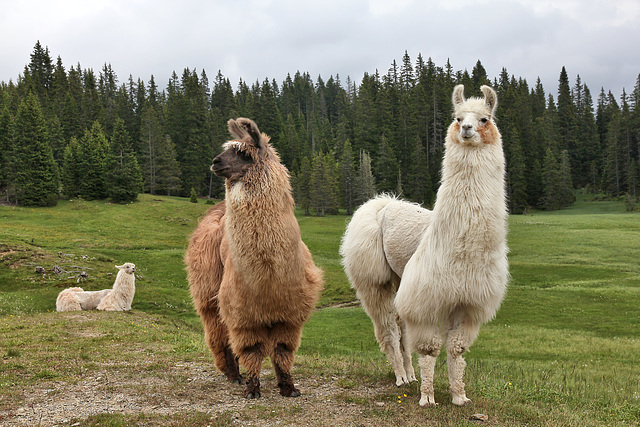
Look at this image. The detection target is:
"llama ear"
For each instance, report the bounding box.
[481,85,498,117]
[452,85,465,107]
[227,118,245,141]
[115,264,124,269]
[238,118,267,154]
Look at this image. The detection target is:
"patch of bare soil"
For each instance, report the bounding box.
[1,363,400,426]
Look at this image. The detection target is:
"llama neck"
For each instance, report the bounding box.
[431,142,507,248]
[224,171,301,282]
[113,272,135,293]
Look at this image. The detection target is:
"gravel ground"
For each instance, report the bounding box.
[2,362,398,426]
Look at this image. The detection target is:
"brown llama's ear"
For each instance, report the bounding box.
[227,118,248,141]
[228,118,267,154]
[481,85,498,117]
[452,85,465,107]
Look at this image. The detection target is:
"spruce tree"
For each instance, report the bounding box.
[294,156,312,215]
[61,137,81,197]
[27,41,54,108]
[354,150,376,207]
[556,67,579,183]
[106,119,143,203]
[0,106,13,195]
[77,121,108,200]
[505,127,528,213]
[156,135,182,196]
[310,152,329,216]
[406,136,431,205]
[602,112,623,196]
[374,134,399,194]
[626,159,638,211]
[559,149,576,206]
[140,104,164,194]
[542,147,562,210]
[12,93,59,206]
[339,139,356,215]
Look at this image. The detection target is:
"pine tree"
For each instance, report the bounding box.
[505,126,528,213]
[0,106,13,195]
[559,149,576,206]
[61,137,81,197]
[27,41,54,108]
[628,159,638,199]
[405,136,431,205]
[12,93,59,206]
[354,150,376,207]
[602,112,623,196]
[106,119,143,203]
[81,69,101,130]
[542,147,562,210]
[339,139,356,215]
[309,151,338,216]
[156,135,182,196]
[374,134,399,193]
[575,84,601,190]
[77,121,108,200]
[294,156,312,215]
[556,67,579,184]
[140,104,164,194]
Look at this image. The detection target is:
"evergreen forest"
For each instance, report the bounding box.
[1,41,639,214]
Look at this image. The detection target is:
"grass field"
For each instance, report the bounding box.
[0,192,639,426]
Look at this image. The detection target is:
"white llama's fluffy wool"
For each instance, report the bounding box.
[56,263,136,312]
[341,85,508,407]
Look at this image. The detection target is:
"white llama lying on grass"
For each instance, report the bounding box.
[56,263,136,312]
[341,85,509,407]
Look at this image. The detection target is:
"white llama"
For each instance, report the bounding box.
[341,85,508,407]
[56,263,137,312]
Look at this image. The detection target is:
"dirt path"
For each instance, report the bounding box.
[2,362,404,426]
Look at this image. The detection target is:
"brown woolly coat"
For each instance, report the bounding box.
[185,119,322,379]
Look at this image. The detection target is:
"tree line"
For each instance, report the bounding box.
[1,41,639,213]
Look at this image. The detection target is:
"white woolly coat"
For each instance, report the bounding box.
[394,121,509,326]
[97,268,136,311]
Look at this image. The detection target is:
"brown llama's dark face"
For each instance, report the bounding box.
[211,141,256,182]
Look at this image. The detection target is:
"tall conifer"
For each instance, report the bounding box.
[13,93,58,206]
[106,119,143,203]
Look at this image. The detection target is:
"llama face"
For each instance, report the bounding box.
[211,141,256,182]
[451,85,498,147]
[453,111,491,146]
[117,263,136,274]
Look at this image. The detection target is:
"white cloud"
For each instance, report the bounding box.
[1,0,638,96]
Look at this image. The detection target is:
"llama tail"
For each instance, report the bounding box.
[340,195,396,291]
[340,195,415,385]
[56,288,83,312]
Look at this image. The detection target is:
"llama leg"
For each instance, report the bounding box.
[446,309,480,406]
[410,324,442,407]
[418,354,438,407]
[356,282,408,386]
[201,307,242,383]
[268,322,303,397]
[397,316,416,383]
[232,328,268,399]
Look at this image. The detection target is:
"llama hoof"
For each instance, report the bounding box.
[245,391,261,399]
[287,389,301,398]
[278,384,301,397]
[229,376,244,385]
[419,395,438,407]
[452,396,472,406]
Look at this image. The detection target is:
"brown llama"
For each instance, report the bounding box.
[185,118,323,399]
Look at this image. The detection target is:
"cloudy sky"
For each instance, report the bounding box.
[2,0,639,98]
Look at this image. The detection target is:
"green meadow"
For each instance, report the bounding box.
[0,193,639,426]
